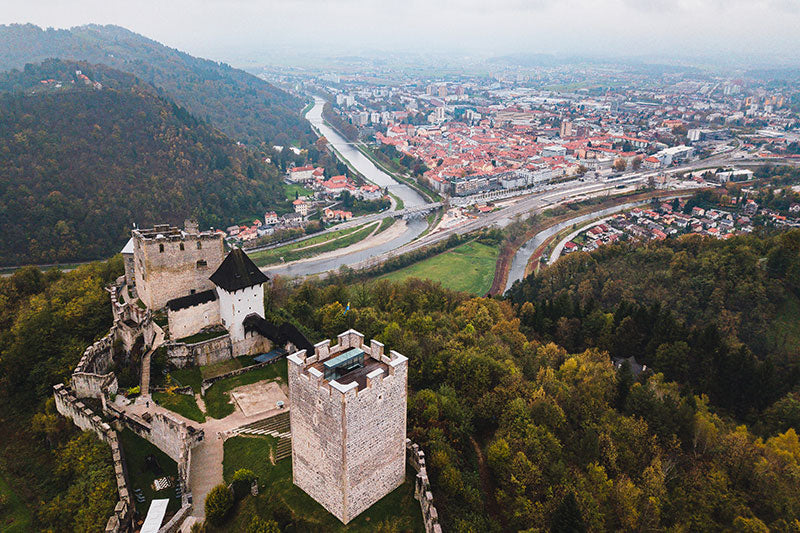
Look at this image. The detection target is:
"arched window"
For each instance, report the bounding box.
[159,244,164,253]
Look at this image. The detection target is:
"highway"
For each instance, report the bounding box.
[261,105,795,280]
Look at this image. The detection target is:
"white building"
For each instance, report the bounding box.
[210,249,268,343]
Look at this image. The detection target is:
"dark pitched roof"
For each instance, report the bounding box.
[279,322,315,354]
[242,314,314,354]
[167,289,217,312]
[209,248,269,292]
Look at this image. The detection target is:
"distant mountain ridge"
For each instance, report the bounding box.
[0,59,288,266]
[0,23,313,146]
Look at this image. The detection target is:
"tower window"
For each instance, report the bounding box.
[180,242,185,251]
[197,241,202,249]
[197,260,207,268]
[159,244,164,253]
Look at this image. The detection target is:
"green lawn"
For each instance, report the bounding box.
[377,216,396,233]
[250,222,378,267]
[205,359,288,419]
[167,366,203,393]
[284,183,313,201]
[200,358,242,380]
[211,436,423,532]
[222,435,279,484]
[176,328,227,345]
[118,429,181,516]
[152,391,205,423]
[381,240,499,295]
[0,472,32,533]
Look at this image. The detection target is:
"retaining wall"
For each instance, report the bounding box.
[165,334,232,368]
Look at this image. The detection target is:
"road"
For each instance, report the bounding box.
[264,106,795,280]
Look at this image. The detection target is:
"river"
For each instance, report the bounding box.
[305,97,426,208]
[504,200,654,292]
[262,98,429,278]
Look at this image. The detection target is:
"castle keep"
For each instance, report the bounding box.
[288,329,408,524]
[129,222,225,310]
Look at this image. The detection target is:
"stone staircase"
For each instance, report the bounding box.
[230,411,292,461]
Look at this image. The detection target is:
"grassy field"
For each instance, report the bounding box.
[119,429,181,516]
[378,216,396,233]
[205,359,288,419]
[200,358,242,380]
[222,435,279,484]
[249,222,376,267]
[211,436,423,532]
[176,329,227,344]
[152,391,205,423]
[284,183,313,201]
[0,472,32,533]
[381,240,499,295]
[167,366,203,393]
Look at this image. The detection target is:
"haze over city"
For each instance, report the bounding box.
[5,0,800,66]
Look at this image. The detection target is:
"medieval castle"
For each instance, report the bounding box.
[48,220,440,532]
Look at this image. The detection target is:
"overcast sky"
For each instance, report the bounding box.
[3,0,800,66]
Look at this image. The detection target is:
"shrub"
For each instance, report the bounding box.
[247,516,280,533]
[204,483,233,525]
[231,468,257,498]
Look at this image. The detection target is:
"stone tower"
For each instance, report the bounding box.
[131,222,224,310]
[288,329,408,524]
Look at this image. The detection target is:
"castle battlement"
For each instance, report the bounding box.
[288,329,408,524]
[131,221,225,310]
[288,329,407,399]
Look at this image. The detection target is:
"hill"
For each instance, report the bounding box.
[0,23,313,147]
[507,230,800,418]
[0,59,287,266]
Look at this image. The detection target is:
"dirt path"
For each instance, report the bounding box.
[470,436,503,528]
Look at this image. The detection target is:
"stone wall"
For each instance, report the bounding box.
[168,299,220,340]
[407,440,442,533]
[149,412,203,464]
[133,228,225,310]
[231,331,272,359]
[53,384,133,533]
[72,328,119,399]
[165,334,232,368]
[288,330,408,524]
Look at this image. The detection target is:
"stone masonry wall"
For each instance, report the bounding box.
[167,299,220,340]
[343,350,407,522]
[165,334,232,368]
[134,231,224,310]
[288,330,408,524]
[53,384,132,533]
[407,440,443,533]
[72,327,119,399]
[289,350,345,520]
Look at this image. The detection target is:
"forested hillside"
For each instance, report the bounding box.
[3,233,800,530]
[0,23,313,147]
[0,261,123,532]
[260,273,800,531]
[507,230,800,419]
[0,60,287,266]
